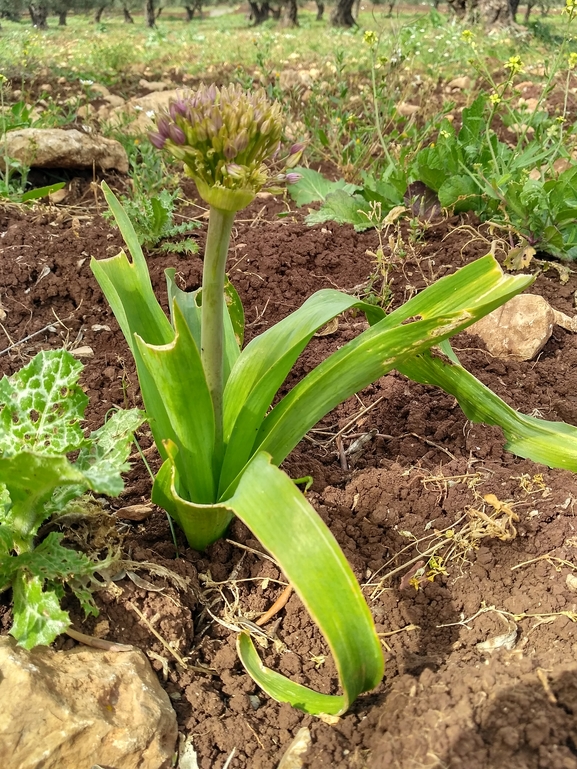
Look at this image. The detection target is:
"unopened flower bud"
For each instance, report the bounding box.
[168,124,186,145]
[149,131,166,149]
[289,143,305,155]
[286,172,302,184]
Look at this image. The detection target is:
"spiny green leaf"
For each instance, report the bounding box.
[288,167,358,206]
[305,190,374,231]
[0,350,87,457]
[77,408,145,496]
[0,532,100,588]
[10,572,69,649]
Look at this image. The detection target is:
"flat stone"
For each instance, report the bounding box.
[447,76,472,90]
[139,78,172,92]
[110,89,181,134]
[0,636,177,769]
[469,294,555,360]
[396,102,420,117]
[0,128,128,173]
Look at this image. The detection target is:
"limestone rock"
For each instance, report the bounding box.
[89,83,110,97]
[1,128,129,173]
[278,69,313,90]
[0,636,177,769]
[469,294,555,360]
[103,93,126,108]
[396,102,420,117]
[110,89,181,134]
[447,76,472,90]
[139,78,171,93]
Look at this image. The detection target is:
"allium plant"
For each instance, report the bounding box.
[92,84,541,715]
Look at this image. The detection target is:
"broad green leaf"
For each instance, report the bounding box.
[305,190,373,231]
[0,350,87,457]
[398,347,577,472]
[438,175,481,210]
[287,167,358,206]
[220,290,383,496]
[152,454,233,550]
[155,451,383,711]
[224,277,245,350]
[136,303,216,504]
[10,572,69,649]
[231,453,383,715]
[166,271,241,386]
[21,182,66,202]
[254,256,533,468]
[92,186,177,459]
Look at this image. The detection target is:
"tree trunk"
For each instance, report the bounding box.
[445,0,468,17]
[58,9,67,25]
[248,1,271,24]
[28,4,48,28]
[123,7,134,22]
[510,0,520,19]
[315,1,324,20]
[144,0,156,27]
[185,3,203,20]
[330,0,357,27]
[94,6,105,23]
[331,0,357,27]
[478,0,514,26]
[387,1,395,17]
[281,0,298,26]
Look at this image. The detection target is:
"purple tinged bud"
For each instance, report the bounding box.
[169,99,187,119]
[286,172,302,184]
[226,163,244,179]
[223,141,237,161]
[149,131,166,149]
[211,106,223,133]
[169,124,186,145]
[235,129,249,154]
[290,142,306,155]
[156,117,171,139]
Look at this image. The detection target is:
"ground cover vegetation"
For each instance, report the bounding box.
[2,1,577,766]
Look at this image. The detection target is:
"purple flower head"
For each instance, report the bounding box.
[286,172,302,184]
[289,142,306,156]
[148,83,283,211]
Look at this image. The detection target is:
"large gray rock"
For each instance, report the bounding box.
[0,636,177,769]
[1,128,129,173]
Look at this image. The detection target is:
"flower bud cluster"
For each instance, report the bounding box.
[150,84,286,211]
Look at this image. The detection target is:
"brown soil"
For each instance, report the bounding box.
[2,189,577,769]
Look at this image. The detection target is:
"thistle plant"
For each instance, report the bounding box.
[91,84,569,716]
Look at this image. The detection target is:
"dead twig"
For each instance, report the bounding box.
[255,584,293,627]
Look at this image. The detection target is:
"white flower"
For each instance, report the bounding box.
[146,110,155,118]
[79,79,94,86]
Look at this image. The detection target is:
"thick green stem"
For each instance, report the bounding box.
[201,206,236,463]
